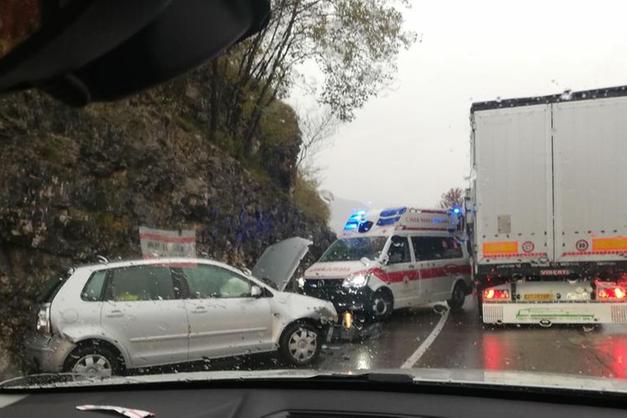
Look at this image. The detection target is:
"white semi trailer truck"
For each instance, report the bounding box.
[467,86,627,327]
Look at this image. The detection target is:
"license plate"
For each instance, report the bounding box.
[540,269,571,276]
[523,293,554,301]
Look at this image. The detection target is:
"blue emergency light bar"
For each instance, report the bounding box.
[379,207,407,217]
[343,210,367,231]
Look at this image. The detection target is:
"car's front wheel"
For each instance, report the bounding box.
[279,321,322,366]
[371,289,394,321]
[63,341,124,378]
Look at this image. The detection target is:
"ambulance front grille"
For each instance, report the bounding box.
[483,305,504,323]
[303,279,344,301]
[611,305,627,323]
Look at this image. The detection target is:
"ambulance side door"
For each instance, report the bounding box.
[411,236,445,304]
[418,236,463,303]
[383,235,415,308]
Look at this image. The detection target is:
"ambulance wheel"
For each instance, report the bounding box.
[447,282,466,312]
[372,289,393,320]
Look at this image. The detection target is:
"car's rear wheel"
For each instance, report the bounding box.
[279,321,321,366]
[447,282,466,312]
[64,342,124,378]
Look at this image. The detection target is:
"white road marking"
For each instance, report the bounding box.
[401,308,450,369]
[0,394,27,408]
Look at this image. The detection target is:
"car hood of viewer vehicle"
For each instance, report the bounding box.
[252,237,312,291]
[3,368,627,395]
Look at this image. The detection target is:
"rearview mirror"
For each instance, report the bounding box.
[0,0,270,106]
[251,285,263,298]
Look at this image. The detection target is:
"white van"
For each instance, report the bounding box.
[301,207,472,324]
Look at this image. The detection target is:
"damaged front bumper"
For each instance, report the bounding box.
[24,332,76,373]
[303,281,378,327]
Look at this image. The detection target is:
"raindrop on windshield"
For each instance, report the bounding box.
[560,89,573,101]
[96,255,109,264]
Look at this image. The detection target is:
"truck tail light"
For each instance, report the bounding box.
[596,283,627,301]
[36,303,51,335]
[483,288,510,301]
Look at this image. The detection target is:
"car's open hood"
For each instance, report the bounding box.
[252,237,312,291]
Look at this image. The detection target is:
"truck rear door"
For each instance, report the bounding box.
[472,104,554,263]
[553,97,627,263]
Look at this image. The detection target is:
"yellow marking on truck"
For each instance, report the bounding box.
[523,293,554,302]
[592,236,627,251]
[483,241,518,255]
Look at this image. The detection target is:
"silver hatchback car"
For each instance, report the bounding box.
[25,244,337,377]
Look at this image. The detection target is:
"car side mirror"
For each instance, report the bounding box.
[380,254,390,265]
[251,285,263,298]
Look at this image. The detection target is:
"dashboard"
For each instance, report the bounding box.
[2,379,627,418]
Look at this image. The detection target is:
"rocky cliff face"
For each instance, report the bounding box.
[0,81,334,372]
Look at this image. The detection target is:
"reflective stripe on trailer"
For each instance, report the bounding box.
[562,251,627,256]
[482,302,627,324]
[481,252,547,259]
[562,236,627,256]
[483,241,518,256]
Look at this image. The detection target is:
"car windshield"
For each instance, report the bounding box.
[319,237,388,263]
[2,0,627,399]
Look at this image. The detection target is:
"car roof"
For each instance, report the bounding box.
[74,257,242,274]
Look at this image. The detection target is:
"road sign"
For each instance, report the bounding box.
[139,226,196,258]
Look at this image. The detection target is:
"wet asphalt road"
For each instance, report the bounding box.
[316,295,627,379]
[3,295,626,381]
[149,295,627,378]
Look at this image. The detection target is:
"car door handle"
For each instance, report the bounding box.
[191,306,207,314]
[105,310,123,318]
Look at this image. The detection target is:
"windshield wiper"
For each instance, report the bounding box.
[309,372,414,385]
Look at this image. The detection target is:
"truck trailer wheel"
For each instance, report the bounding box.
[582,324,600,333]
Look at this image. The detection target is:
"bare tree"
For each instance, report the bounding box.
[439,187,464,209]
[296,105,339,169]
[213,0,415,155]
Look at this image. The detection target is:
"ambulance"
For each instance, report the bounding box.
[300,207,472,326]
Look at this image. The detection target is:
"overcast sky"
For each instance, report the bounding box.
[293,0,627,210]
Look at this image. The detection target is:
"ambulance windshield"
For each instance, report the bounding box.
[319,236,388,263]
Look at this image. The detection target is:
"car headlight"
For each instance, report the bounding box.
[342,273,369,288]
